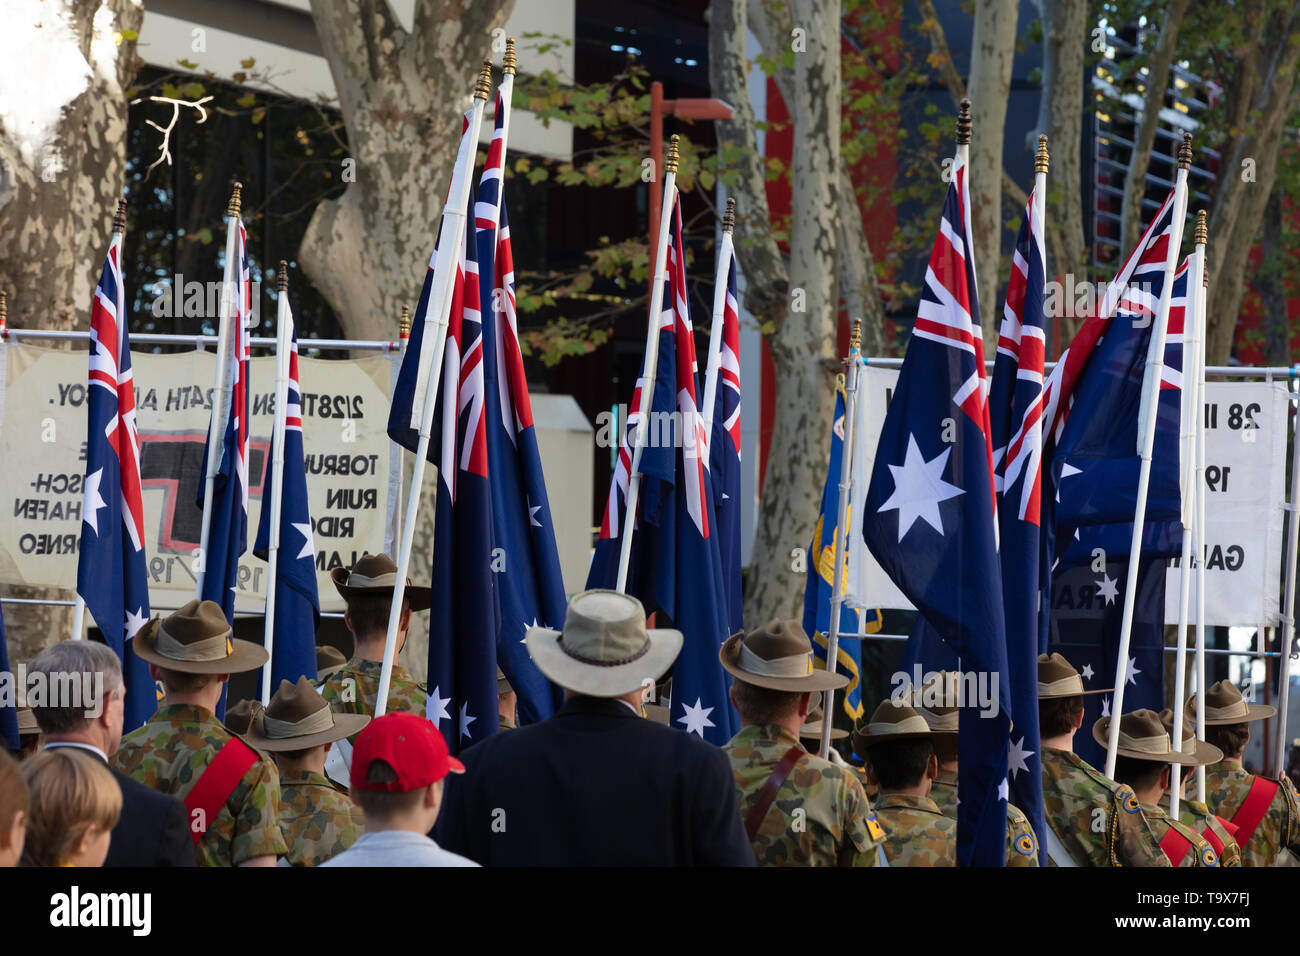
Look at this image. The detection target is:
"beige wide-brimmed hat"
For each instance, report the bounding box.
[1037,652,1109,698]
[913,671,959,738]
[1092,709,1222,766]
[1157,708,1226,765]
[16,707,39,735]
[133,600,268,675]
[852,699,933,754]
[526,590,681,698]
[238,677,370,752]
[799,705,847,741]
[719,620,847,692]
[316,645,348,683]
[1186,679,1276,725]
[330,553,431,611]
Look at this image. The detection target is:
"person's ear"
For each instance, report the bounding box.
[425,783,438,809]
[324,741,332,756]
[1161,766,1172,791]
[798,693,813,720]
[75,825,97,858]
[727,685,738,711]
[1072,707,1085,731]
[400,606,412,631]
[865,762,879,786]
[1,810,24,849]
[148,663,163,682]
[344,609,355,634]
[927,753,939,780]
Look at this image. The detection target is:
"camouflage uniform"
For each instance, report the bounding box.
[499,714,516,732]
[318,657,427,740]
[874,793,956,866]
[1201,760,1300,866]
[1140,803,1219,867]
[1040,748,1170,867]
[724,725,886,866]
[1178,799,1242,867]
[114,704,287,867]
[931,768,1039,866]
[278,771,366,867]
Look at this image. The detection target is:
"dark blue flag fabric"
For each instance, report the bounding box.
[802,382,879,722]
[588,195,737,746]
[253,317,319,700]
[988,188,1049,866]
[473,76,563,724]
[706,252,744,636]
[861,150,1010,865]
[1047,556,1166,768]
[76,228,156,731]
[196,219,252,720]
[0,606,17,751]
[415,214,501,754]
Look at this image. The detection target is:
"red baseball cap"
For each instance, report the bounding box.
[350,712,465,792]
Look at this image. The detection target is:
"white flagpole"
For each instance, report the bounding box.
[615,136,681,593]
[1276,366,1300,775]
[1193,242,1210,801]
[196,183,244,599]
[701,197,735,438]
[819,320,863,759]
[1104,135,1193,778]
[375,64,493,717]
[384,307,410,556]
[1170,213,1207,818]
[259,262,294,705]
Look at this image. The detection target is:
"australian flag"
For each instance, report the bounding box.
[197,219,251,627]
[0,606,17,751]
[802,381,880,722]
[253,311,319,700]
[473,70,563,724]
[588,194,737,746]
[704,247,743,635]
[862,148,1010,866]
[391,197,500,754]
[76,226,156,731]
[987,186,1050,865]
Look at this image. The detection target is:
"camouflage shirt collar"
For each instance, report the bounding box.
[155,703,217,726]
[281,770,345,792]
[877,792,944,815]
[733,724,804,750]
[934,768,958,787]
[347,656,411,681]
[1140,802,1171,821]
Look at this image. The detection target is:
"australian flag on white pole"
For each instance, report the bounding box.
[253,319,319,699]
[473,70,563,724]
[588,195,737,745]
[705,251,744,635]
[197,221,251,625]
[987,186,1050,866]
[861,148,1010,866]
[76,226,156,731]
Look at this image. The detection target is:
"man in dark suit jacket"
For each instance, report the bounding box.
[434,590,754,866]
[29,640,194,867]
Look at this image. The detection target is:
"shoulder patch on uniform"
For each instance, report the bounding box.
[865,813,885,843]
[1201,846,1218,866]
[1015,832,1036,856]
[1122,792,1141,813]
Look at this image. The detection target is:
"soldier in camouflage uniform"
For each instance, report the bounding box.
[316,645,347,685]
[1189,680,1300,866]
[720,620,887,866]
[114,600,287,867]
[853,698,955,866]
[318,554,431,736]
[238,676,370,866]
[1157,709,1242,866]
[1036,653,1169,867]
[1094,709,1222,867]
[911,672,1039,866]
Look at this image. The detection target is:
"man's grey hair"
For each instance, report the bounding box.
[28,640,123,734]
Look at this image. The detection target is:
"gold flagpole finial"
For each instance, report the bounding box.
[1177,132,1193,171]
[400,304,411,338]
[475,60,493,100]
[1195,209,1207,245]
[277,260,288,293]
[112,197,127,234]
[504,37,517,76]
[956,99,972,146]
[850,318,862,353]
[723,197,736,233]
[1035,135,1049,174]
[666,134,680,174]
[227,181,243,217]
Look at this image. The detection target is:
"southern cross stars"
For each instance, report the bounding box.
[427,686,452,726]
[1008,735,1035,779]
[83,467,107,534]
[877,436,964,542]
[677,698,715,737]
[1095,573,1119,606]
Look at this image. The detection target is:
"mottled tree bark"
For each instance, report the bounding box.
[1256,192,1290,367]
[1119,0,1188,255]
[0,0,143,661]
[304,0,513,677]
[965,0,1018,350]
